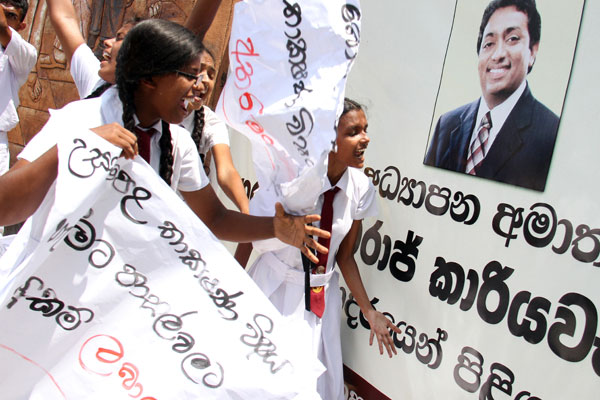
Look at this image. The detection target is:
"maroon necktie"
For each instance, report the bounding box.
[310,186,340,318]
[134,126,157,163]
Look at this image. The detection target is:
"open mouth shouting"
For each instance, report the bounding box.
[186,91,207,112]
[355,147,367,161]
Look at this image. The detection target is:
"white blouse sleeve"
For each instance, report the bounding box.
[353,173,379,220]
[202,106,230,150]
[4,28,37,86]
[70,43,103,99]
[170,125,210,192]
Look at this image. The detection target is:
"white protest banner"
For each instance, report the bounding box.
[0,129,320,399]
[217,0,361,213]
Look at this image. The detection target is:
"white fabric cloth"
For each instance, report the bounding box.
[0,27,36,132]
[248,167,378,400]
[217,0,361,214]
[0,27,37,175]
[70,43,104,99]
[18,86,209,192]
[180,105,230,159]
[0,128,321,399]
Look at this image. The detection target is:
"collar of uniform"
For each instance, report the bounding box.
[180,106,198,132]
[321,168,351,200]
[133,116,162,137]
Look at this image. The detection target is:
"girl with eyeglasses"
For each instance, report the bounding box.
[2,19,329,262]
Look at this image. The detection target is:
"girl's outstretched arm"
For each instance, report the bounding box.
[184,0,223,39]
[337,220,402,358]
[46,0,85,63]
[181,186,329,263]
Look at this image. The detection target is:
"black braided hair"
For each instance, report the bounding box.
[190,46,216,162]
[85,81,113,99]
[159,120,174,184]
[115,19,205,185]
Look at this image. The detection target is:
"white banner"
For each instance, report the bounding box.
[0,129,319,399]
[217,0,361,214]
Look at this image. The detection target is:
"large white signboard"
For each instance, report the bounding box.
[224,0,600,398]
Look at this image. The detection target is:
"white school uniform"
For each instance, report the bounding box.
[0,27,37,175]
[248,167,378,400]
[18,86,209,193]
[0,27,36,236]
[180,105,231,189]
[180,105,230,160]
[70,43,105,99]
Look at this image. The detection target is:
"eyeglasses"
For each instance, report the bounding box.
[176,70,206,86]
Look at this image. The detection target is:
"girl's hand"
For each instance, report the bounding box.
[273,202,330,264]
[365,309,401,358]
[90,123,138,159]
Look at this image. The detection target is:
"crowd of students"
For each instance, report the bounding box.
[0,1,399,398]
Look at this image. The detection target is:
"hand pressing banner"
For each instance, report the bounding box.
[217,0,361,214]
[0,129,321,399]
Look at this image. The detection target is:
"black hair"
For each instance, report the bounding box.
[85,81,113,99]
[2,0,29,22]
[341,98,363,118]
[477,0,541,65]
[115,19,205,185]
[333,97,365,141]
[190,105,206,163]
[201,45,216,66]
[122,15,146,28]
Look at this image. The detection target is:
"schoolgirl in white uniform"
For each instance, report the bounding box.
[179,47,250,215]
[249,99,401,400]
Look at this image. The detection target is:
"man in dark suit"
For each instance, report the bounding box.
[424,0,559,191]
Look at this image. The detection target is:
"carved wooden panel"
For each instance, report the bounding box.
[8,0,236,166]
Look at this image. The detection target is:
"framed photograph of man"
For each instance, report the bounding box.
[423,0,585,191]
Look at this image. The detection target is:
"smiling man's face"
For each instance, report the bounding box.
[478,5,538,109]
